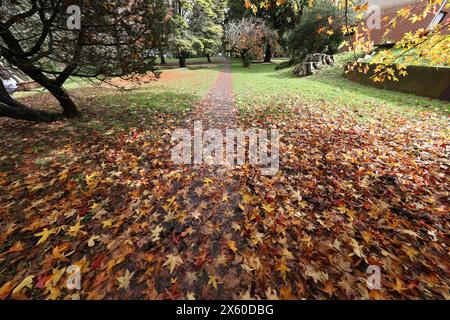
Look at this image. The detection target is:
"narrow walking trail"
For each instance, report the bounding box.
[165,59,254,299]
[191,59,236,129]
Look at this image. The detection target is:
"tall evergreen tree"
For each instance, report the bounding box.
[170,0,226,67]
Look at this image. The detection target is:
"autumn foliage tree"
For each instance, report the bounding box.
[243,0,304,62]
[224,17,278,66]
[0,0,172,122]
[246,0,450,80]
[345,0,450,81]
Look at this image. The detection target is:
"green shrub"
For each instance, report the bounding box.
[242,53,252,67]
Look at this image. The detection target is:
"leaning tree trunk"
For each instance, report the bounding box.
[0,57,79,119]
[17,64,80,119]
[0,81,63,122]
[264,43,272,63]
[0,23,80,121]
[45,84,79,118]
[206,54,212,63]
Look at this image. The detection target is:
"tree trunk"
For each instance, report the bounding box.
[179,54,186,68]
[264,43,272,63]
[0,81,63,122]
[240,49,247,60]
[0,53,80,119]
[0,23,80,120]
[159,49,166,64]
[0,101,64,122]
[45,84,80,118]
[206,54,212,63]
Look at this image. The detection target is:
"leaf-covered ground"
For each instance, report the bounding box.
[0,61,449,300]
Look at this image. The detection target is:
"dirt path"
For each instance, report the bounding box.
[191,59,236,128]
[166,59,248,299]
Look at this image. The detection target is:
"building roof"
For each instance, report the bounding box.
[367,0,449,45]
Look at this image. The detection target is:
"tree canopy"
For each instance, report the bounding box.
[224,17,277,66]
[168,0,227,67]
[0,0,172,121]
[287,4,347,59]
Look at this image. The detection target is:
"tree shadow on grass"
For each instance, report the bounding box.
[260,65,450,115]
[299,74,449,115]
[0,89,201,173]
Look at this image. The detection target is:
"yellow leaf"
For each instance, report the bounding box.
[46,286,61,300]
[101,219,113,228]
[163,254,183,274]
[282,247,295,260]
[12,275,34,295]
[349,238,364,258]
[275,260,291,281]
[85,171,100,189]
[228,240,238,254]
[222,194,229,202]
[404,247,418,262]
[167,195,177,205]
[52,243,71,259]
[208,275,218,289]
[186,292,196,300]
[117,269,134,290]
[34,228,57,245]
[68,220,85,237]
[242,194,252,204]
[262,203,274,213]
[203,178,213,186]
[87,235,100,247]
[51,267,66,286]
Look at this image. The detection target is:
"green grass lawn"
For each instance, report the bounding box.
[87,67,220,130]
[271,57,290,64]
[13,67,221,133]
[231,54,450,119]
[15,56,224,98]
[14,76,100,98]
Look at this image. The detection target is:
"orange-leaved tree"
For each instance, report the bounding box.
[244,0,450,81]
